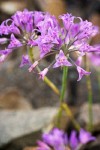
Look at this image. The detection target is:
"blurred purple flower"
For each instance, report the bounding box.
[79,129,96,144]
[37,141,50,150]
[69,131,79,150]
[89,52,100,67]
[28,61,38,72]
[39,68,48,80]
[77,66,91,81]
[37,128,95,150]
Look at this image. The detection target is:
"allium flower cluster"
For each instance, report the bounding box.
[37,128,95,150]
[0,9,99,80]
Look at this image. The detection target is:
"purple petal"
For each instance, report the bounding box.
[53,50,72,68]
[79,129,96,144]
[77,66,91,81]
[20,55,30,68]
[69,131,79,149]
[8,34,22,49]
[39,68,48,80]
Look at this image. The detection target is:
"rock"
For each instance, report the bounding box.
[0,59,59,108]
[1,131,41,150]
[0,88,32,110]
[77,103,100,131]
[0,107,57,147]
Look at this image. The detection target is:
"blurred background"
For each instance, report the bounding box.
[0,0,100,150]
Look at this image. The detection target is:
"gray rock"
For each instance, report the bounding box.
[77,103,100,130]
[0,59,60,108]
[0,107,57,146]
[0,88,32,110]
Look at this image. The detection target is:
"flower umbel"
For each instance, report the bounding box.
[0,9,99,80]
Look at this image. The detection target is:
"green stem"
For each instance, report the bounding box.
[60,66,68,102]
[57,67,68,127]
[28,47,34,62]
[44,76,60,96]
[57,66,80,130]
[85,55,93,131]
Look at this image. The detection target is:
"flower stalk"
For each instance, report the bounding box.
[85,55,93,131]
[60,66,68,103]
[62,103,80,131]
[57,66,80,130]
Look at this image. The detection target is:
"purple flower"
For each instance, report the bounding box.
[77,66,91,81]
[79,129,96,144]
[69,131,79,150]
[8,34,22,49]
[8,22,20,35]
[42,128,66,150]
[75,57,82,66]
[53,50,72,68]
[12,9,33,28]
[0,49,12,62]
[79,20,98,39]
[0,22,9,35]
[20,55,30,68]
[0,54,7,62]
[89,52,100,67]
[37,128,95,150]
[60,13,75,30]
[39,68,48,80]
[37,141,50,150]
[38,43,53,58]
[0,10,99,79]
[33,11,44,25]
[28,61,38,72]
[0,49,12,55]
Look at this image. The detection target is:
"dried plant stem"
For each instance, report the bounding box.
[62,103,80,131]
[44,76,60,95]
[85,55,93,131]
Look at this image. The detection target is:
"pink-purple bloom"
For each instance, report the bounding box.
[39,68,49,80]
[28,61,38,72]
[8,34,22,49]
[77,66,91,81]
[53,50,72,68]
[37,128,95,150]
[20,55,30,68]
[0,9,99,80]
[79,129,96,144]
